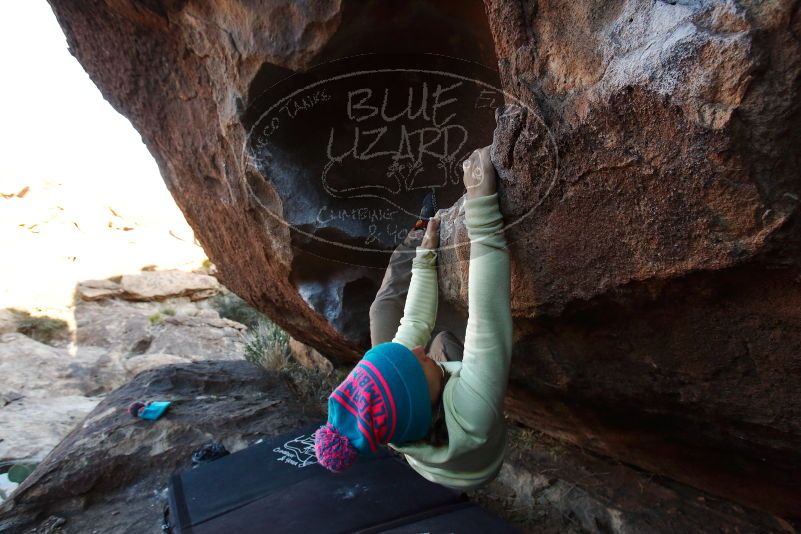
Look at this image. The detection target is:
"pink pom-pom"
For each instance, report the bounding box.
[314,423,357,472]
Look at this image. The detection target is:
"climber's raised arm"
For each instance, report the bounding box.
[448,147,512,434]
[392,217,441,351]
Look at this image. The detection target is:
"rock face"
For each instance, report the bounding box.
[471,426,790,534]
[0,361,324,533]
[0,270,246,470]
[47,0,801,519]
[479,0,801,518]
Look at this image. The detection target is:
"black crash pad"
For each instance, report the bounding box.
[167,424,519,534]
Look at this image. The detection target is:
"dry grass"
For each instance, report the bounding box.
[7,308,69,346]
[243,319,289,370]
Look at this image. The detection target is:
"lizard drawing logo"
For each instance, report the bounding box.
[273,433,317,468]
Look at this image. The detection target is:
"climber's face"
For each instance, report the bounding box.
[411,345,444,405]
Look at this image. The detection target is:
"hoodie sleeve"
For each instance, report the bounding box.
[447,193,512,435]
[392,247,439,351]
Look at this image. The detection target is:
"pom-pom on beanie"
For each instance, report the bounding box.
[314,342,432,472]
[314,423,357,472]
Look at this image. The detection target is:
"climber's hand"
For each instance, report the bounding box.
[463,145,497,200]
[420,215,440,250]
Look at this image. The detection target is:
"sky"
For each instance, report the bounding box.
[0,1,170,217]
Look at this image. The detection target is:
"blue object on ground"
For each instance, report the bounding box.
[139,401,171,420]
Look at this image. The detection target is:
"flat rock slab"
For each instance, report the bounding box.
[74,279,125,301]
[77,271,221,303]
[0,360,323,534]
[119,270,221,301]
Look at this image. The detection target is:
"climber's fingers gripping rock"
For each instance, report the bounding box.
[462,145,497,200]
[420,215,440,250]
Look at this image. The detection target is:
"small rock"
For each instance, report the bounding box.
[196,308,221,320]
[288,337,334,374]
[1,391,24,406]
[75,279,124,301]
[119,270,221,301]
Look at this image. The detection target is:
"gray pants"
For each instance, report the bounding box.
[369,229,464,362]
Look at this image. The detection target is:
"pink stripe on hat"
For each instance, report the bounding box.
[331,389,378,453]
[360,359,398,442]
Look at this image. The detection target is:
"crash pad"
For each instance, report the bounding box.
[167,423,518,533]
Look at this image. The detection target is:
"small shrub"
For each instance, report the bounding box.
[8,309,69,346]
[209,292,265,329]
[161,307,176,316]
[244,319,289,370]
[148,312,163,325]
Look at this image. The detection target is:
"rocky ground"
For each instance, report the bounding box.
[0,269,250,475]
[0,360,327,533]
[0,355,790,534]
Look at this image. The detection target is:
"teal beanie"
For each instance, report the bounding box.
[315,342,432,470]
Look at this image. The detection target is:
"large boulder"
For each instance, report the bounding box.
[479,0,801,518]
[47,0,801,518]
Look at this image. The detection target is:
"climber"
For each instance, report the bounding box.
[314,145,513,490]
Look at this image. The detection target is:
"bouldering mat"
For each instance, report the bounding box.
[167,423,519,533]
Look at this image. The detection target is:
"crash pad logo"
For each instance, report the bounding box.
[242,53,556,266]
[272,432,318,468]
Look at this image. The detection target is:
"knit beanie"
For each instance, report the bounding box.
[314,342,432,472]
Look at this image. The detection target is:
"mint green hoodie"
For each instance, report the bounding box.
[389,193,513,490]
